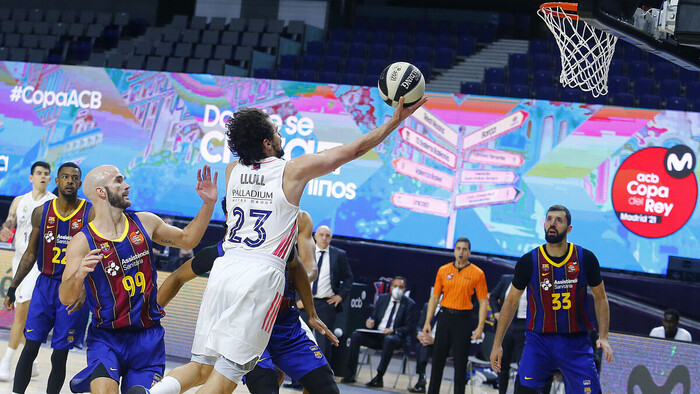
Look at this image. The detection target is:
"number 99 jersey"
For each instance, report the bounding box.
[224,158,299,263]
[80,212,164,330]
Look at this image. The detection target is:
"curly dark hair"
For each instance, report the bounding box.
[225,108,276,166]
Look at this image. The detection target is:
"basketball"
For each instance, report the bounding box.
[377,62,425,108]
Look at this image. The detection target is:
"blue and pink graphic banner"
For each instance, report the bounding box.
[0,61,698,275]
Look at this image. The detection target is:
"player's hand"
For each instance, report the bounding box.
[494,312,500,321]
[78,249,103,279]
[422,323,431,336]
[66,289,86,314]
[327,295,342,307]
[0,228,12,241]
[391,96,428,125]
[490,345,503,373]
[597,337,613,363]
[307,314,339,347]
[296,299,304,309]
[4,296,14,311]
[195,165,218,204]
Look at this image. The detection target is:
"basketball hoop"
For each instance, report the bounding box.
[538,2,618,97]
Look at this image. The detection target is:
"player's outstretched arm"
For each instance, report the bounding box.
[0,196,20,241]
[490,287,523,373]
[296,211,317,282]
[288,251,339,346]
[283,96,427,203]
[141,165,218,249]
[157,257,197,308]
[60,233,100,306]
[4,206,42,310]
[591,281,613,363]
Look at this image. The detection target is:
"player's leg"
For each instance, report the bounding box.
[297,364,339,394]
[516,331,556,392]
[47,348,69,394]
[141,357,215,394]
[196,355,258,394]
[69,327,121,394]
[244,364,280,394]
[12,339,41,393]
[0,300,29,380]
[553,334,601,394]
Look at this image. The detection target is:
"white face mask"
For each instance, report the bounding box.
[392,287,404,300]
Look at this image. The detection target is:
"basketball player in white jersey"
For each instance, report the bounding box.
[154,96,427,394]
[0,161,55,380]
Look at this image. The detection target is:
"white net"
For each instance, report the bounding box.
[538,3,618,97]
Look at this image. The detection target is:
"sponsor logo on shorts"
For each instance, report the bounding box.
[314,351,323,359]
[67,335,74,343]
[26,329,33,333]
[583,380,591,385]
[540,278,552,291]
[310,345,319,351]
[524,376,533,380]
[584,387,591,393]
[130,230,145,245]
[151,373,163,386]
[110,367,118,371]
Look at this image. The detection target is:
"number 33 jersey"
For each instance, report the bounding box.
[81,212,164,330]
[224,157,299,263]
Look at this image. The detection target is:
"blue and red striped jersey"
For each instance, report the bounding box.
[38,199,91,279]
[526,243,595,334]
[81,212,164,330]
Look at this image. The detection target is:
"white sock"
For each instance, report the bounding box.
[2,347,16,363]
[149,376,182,394]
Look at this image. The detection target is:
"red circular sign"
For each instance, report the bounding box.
[611,147,697,238]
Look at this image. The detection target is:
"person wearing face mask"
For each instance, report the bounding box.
[341,277,417,388]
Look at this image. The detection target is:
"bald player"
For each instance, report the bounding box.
[60,164,217,393]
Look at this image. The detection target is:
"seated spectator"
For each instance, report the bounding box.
[409,301,440,393]
[342,277,417,388]
[649,309,692,342]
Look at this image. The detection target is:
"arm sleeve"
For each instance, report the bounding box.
[512,253,533,290]
[190,245,221,276]
[432,268,443,296]
[475,271,488,300]
[583,248,602,287]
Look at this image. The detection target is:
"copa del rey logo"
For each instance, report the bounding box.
[611,145,697,238]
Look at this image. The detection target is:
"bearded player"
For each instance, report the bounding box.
[490,205,613,394]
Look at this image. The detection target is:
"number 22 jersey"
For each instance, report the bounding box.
[80,212,164,330]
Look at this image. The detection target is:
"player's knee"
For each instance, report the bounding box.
[298,364,339,394]
[196,363,214,385]
[50,348,69,364]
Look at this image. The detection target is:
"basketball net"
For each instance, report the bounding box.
[538,2,618,97]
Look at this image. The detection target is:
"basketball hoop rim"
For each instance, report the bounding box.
[539,2,580,20]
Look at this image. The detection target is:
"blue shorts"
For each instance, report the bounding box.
[265,312,328,380]
[256,349,275,371]
[70,324,165,394]
[519,331,600,394]
[25,274,89,350]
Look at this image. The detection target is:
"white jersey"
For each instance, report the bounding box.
[224,157,299,263]
[13,191,55,254]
